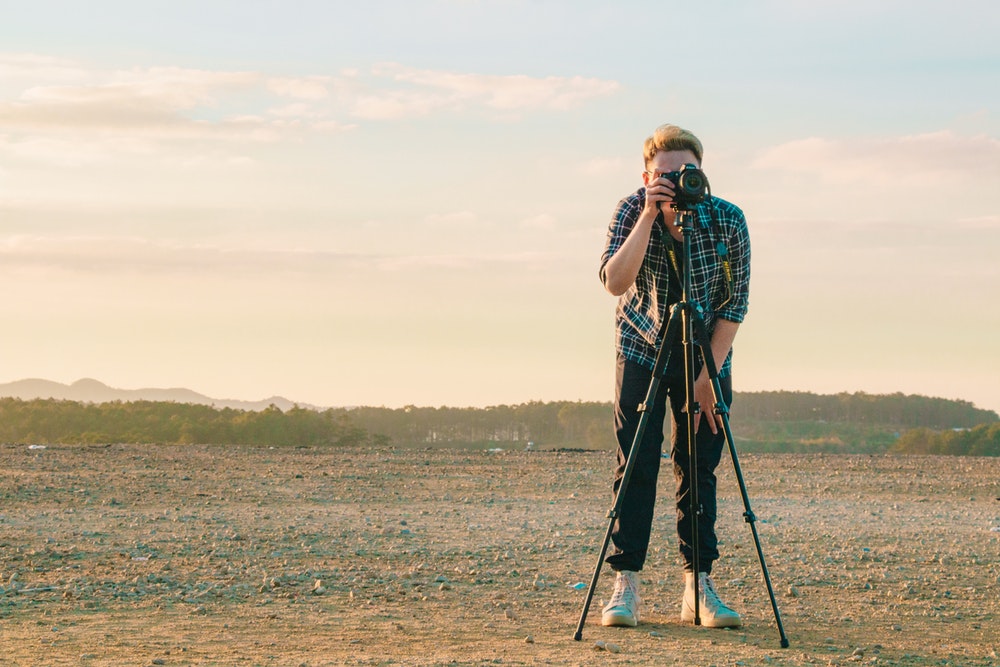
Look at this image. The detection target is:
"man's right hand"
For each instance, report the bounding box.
[643,175,677,227]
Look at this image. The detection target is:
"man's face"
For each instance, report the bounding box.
[643,149,700,187]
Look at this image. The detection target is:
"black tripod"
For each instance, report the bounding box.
[573,207,789,648]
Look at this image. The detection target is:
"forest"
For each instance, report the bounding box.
[0,391,997,456]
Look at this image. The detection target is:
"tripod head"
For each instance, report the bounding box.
[670,207,698,230]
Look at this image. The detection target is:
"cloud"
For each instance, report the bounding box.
[0,234,370,277]
[0,57,354,152]
[45,66,260,107]
[0,135,118,167]
[0,64,318,143]
[266,75,333,100]
[353,62,620,119]
[0,53,620,164]
[752,131,1000,185]
[374,249,559,272]
[0,233,564,279]
[0,53,90,84]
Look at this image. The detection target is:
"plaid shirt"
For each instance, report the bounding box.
[599,188,751,376]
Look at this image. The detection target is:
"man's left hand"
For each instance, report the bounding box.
[693,373,722,435]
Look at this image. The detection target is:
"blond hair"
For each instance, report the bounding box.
[643,124,703,166]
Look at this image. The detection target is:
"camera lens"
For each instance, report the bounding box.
[680,171,704,192]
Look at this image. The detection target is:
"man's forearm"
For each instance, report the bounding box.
[705,318,740,375]
[602,211,657,296]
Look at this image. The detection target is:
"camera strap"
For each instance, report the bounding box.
[662,203,734,310]
[706,199,735,310]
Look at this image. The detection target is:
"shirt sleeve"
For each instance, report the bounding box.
[599,191,643,288]
[714,207,751,324]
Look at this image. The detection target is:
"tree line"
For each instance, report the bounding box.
[0,398,371,447]
[345,392,998,455]
[0,391,996,455]
[733,390,995,427]
[888,423,1000,457]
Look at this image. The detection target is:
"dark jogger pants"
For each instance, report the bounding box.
[606,354,732,574]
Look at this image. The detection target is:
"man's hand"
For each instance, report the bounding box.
[679,372,720,435]
[692,318,741,434]
[642,176,676,225]
[693,372,722,435]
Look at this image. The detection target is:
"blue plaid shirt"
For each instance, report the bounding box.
[599,188,751,377]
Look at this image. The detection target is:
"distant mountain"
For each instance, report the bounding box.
[0,378,321,412]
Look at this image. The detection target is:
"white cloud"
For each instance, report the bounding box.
[1,79,290,149]
[0,234,366,277]
[375,253,480,271]
[0,135,121,166]
[266,75,333,100]
[0,56,354,156]
[0,53,620,164]
[82,66,259,106]
[374,249,558,272]
[0,232,570,280]
[753,131,1000,185]
[354,62,620,119]
[267,102,321,118]
[0,53,90,85]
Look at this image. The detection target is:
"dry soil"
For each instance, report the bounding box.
[1,443,998,666]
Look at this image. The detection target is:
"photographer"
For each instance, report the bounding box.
[597,124,751,628]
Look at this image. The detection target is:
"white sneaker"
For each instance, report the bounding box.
[601,570,640,627]
[681,571,741,628]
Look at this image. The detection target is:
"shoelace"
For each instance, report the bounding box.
[610,574,638,608]
[701,577,730,611]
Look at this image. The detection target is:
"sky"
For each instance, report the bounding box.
[1,1,998,414]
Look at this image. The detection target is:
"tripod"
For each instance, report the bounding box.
[573,208,789,648]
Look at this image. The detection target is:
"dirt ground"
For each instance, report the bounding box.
[1,442,998,666]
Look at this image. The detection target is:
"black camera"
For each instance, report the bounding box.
[664,163,709,211]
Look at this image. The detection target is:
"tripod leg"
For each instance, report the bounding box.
[573,309,683,640]
[680,303,702,625]
[692,317,790,648]
[717,410,790,648]
[573,518,617,641]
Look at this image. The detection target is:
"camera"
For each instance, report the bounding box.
[664,163,709,210]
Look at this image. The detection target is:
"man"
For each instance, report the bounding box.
[598,124,751,628]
